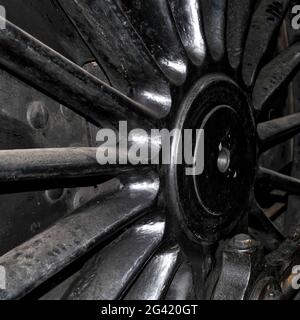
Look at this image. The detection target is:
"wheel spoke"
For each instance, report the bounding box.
[0,171,160,299]
[124,244,182,300]
[257,113,300,152]
[249,202,285,251]
[0,18,159,125]
[121,0,188,86]
[168,0,206,66]
[258,166,300,195]
[201,0,226,62]
[165,261,195,300]
[242,0,290,87]
[66,213,165,300]
[227,0,254,70]
[0,147,150,193]
[58,0,171,119]
[253,43,300,112]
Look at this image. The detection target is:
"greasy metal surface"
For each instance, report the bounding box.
[253,42,300,112]
[166,74,255,244]
[201,0,226,62]
[0,171,159,299]
[213,235,264,300]
[0,0,299,301]
[0,59,94,255]
[227,0,254,70]
[0,18,158,125]
[122,0,188,86]
[168,0,206,66]
[125,244,181,300]
[257,112,300,151]
[66,213,165,300]
[0,0,92,66]
[58,0,171,118]
[165,261,195,300]
[242,0,290,87]
[0,147,135,193]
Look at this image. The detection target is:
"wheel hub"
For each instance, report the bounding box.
[167,74,257,243]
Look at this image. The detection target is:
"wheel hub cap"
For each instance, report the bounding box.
[167,74,256,243]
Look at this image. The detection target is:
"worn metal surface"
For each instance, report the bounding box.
[125,244,182,300]
[0,0,93,66]
[242,0,290,87]
[201,0,226,62]
[58,0,171,119]
[257,112,300,151]
[227,0,254,70]
[213,234,264,300]
[0,0,299,301]
[257,166,300,195]
[165,261,195,300]
[0,18,160,125]
[121,0,188,86]
[166,74,255,244]
[253,43,300,112]
[0,171,159,299]
[168,0,206,66]
[66,213,165,300]
[0,147,136,193]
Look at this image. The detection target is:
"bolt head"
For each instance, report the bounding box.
[230,234,255,250]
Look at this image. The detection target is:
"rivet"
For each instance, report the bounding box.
[27,101,49,130]
[31,222,41,233]
[60,104,75,121]
[45,189,65,202]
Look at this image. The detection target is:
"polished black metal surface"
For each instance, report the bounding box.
[121,0,188,86]
[0,0,299,301]
[66,213,165,300]
[0,18,159,125]
[58,0,172,118]
[166,75,256,243]
[242,0,290,87]
[227,0,254,70]
[202,0,226,62]
[169,0,206,66]
[0,172,159,299]
[124,244,182,300]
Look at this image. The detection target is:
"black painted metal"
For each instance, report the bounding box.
[0,171,159,299]
[243,0,290,87]
[0,148,139,193]
[0,18,159,125]
[166,74,256,244]
[168,0,206,66]
[165,261,195,300]
[201,0,226,62]
[58,0,171,118]
[258,113,300,152]
[0,0,299,300]
[227,0,254,70]
[253,42,300,112]
[121,0,188,86]
[124,244,182,300]
[0,0,93,66]
[65,213,165,300]
[258,166,300,195]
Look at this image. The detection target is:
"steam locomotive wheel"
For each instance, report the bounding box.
[0,0,299,300]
